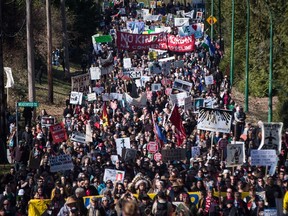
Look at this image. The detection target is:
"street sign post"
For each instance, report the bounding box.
[17,101,39,107]
[147,141,158,154]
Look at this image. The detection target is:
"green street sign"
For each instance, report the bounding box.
[18,101,39,107]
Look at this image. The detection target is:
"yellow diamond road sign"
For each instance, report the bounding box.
[207,16,217,25]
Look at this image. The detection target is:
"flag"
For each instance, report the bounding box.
[202,35,215,56]
[101,102,109,127]
[152,112,167,148]
[169,105,186,146]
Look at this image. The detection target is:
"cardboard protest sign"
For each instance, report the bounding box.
[71,131,86,144]
[41,117,55,128]
[161,149,186,161]
[49,154,74,172]
[258,122,283,153]
[172,79,193,92]
[184,96,193,111]
[50,123,67,143]
[194,98,204,110]
[71,73,90,94]
[123,58,132,69]
[122,148,137,161]
[170,92,188,106]
[90,67,101,80]
[197,108,233,133]
[174,18,189,27]
[70,91,83,105]
[103,169,125,183]
[87,92,97,102]
[191,146,200,158]
[116,138,131,156]
[205,75,214,85]
[151,83,161,92]
[251,149,277,166]
[226,143,245,167]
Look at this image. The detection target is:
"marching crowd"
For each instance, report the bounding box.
[2,1,288,216]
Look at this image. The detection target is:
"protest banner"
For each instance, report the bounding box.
[49,154,74,172]
[116,31,195,52]
[251,149,277,166]
[116,137,131,155]
[71,131,86,144]
[122,148,137,161]
[41,116,55,128]
[191,146,200,158]
[264,209,277,216]
[124,92,147,108]
[103,169,125,183]
[197,108,233,133]
[143,15,161,21]
[90,67,101,80]
[161,149,186,161]
[50,123,67,143]
[87,92,97,102]
[205,75,214,85]
[151,83,161,92]
[71,73,90,94]
[258,122,283,153]
[158,56,175,62]
[170,92,188,106]
[226,143,245,167]
[70,91,83,105]
[172,79,193,92]
[4,67,14,88]
[184,96,193,111]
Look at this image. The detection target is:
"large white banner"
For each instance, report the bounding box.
[226,143,245,167]
[258,122,283,153]
[49,155,74,172]
[116,137,131,155]
[103,169,125,183]
[197,108,233,133]
[251,149,277,166]
[71,73,90,94]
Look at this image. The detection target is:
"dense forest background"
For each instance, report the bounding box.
[2,0,288,126]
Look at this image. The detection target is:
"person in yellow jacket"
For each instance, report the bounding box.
[284,189,288,215]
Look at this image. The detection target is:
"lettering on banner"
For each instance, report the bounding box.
[161,149,186,161]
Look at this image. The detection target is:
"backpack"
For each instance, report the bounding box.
[155,200,168,216]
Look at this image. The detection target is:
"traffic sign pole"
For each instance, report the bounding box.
[211,0,214,40]
[16,102,19,146]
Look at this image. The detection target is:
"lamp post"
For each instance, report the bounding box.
[230,0,235,87]
[266,3,273,123]
[211,0,214,40]
[244,0,250,112]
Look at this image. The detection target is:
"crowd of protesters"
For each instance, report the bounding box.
[2,1,288,216]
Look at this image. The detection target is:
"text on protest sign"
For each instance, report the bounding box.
[50,123,67,143]
[251,149,277,166]
[71,73,90,94]
[49,154,74,172]
[41,117,55,128]
[70,91,83,105]
[172,79,193,92]
[170,92,188,106]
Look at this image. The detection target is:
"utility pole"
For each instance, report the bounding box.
[244,0,250,112]
[0,0,8,163]
[46,0,53,103]
[230,0,235,87]
[61,0,70,79]
[26,0,36,120]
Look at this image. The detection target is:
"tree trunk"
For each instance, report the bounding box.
[46,0,53,103]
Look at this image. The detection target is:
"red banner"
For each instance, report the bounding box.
[50,123,67,143]
[116,31,195,52]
